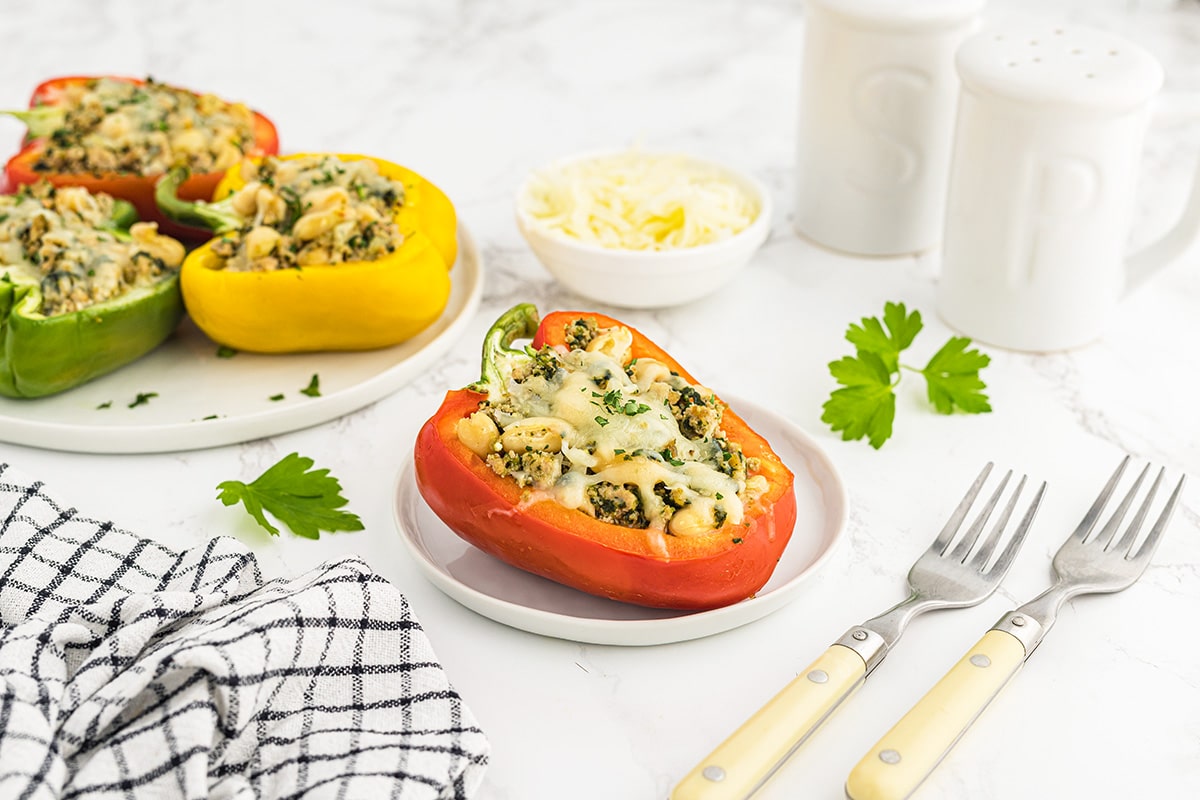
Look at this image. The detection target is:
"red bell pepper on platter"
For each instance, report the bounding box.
[2,76,279,238]
[414,303,797,611]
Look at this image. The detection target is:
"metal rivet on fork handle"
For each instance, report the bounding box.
[879,750,902,765]
[702,766,725,782]
[852,630,868,641]
[807,670,829,684]
[970,654,992,668]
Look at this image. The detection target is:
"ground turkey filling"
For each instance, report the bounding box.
[31,77,257,177]
[209,155,407,272]
[0,182,183,316]
[455,318,770,537]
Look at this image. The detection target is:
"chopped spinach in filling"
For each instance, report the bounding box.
[32,77,256,177]
[0,182,183,316]
[455,318,768,536]
[211,155,407,273]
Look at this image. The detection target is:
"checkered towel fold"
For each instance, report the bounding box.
[0,462,488,799]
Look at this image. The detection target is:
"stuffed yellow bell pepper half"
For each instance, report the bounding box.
[155,153,456,353]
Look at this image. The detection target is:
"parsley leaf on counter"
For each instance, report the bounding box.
[128,391,158,408]
[216,345,238,358]
[824,351,896,449]
[216,452,363,540]
[822,302,990,449]
[922,337,992,415]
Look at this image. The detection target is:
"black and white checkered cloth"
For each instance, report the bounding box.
[0,462,488,799]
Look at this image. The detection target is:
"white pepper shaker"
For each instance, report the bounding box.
[937,22,1200,352]
[793,0,984,256]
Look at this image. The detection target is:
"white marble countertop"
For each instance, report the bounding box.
[2,1,1199,798]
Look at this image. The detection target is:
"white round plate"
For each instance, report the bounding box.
[0,225,484,454]
[392,396,847,646]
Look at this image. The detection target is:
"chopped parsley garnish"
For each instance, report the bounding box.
[216,345,238,358]
[128,392,158,408]
[96,401,112,409]
[300,374,321,397]
[595,416,609,427]
[269,393,285,402]
[660,449,685,467]
[597,388,651,416]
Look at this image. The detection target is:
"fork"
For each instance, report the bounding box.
[671,463,1045,800]
[846,457,1186,800]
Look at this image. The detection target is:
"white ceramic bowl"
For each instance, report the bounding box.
[514,152,772,309]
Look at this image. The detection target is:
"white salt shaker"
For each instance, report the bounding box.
[793,0,984,256]
[938,23,1200,352]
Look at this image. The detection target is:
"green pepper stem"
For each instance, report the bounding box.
[0,106,66,138]
[108,199,138,230]
[87,200,138,242]
[153,166,242,233]
[470,303,540,394]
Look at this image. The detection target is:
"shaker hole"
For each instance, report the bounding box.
[1071,48,1083,55]
[1029,40,1039,46]
[1109,50,1119,56]
[1054,28,1065,35]
[1085,73,1095,79]
[1008,62,1019,68]
[1033,57,1042,63]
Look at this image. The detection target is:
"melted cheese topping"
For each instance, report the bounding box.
[33,77,256,177]
[478,329,753,536]
[210,155,406,272]
[520,150,759,250]
[0,183,183,316]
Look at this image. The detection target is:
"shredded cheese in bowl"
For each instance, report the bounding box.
[519,150,760,251]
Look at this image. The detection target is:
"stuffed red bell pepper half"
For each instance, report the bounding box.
[414,303,797,610]
[2,75,279,237]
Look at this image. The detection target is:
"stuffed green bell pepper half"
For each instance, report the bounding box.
[0,181,186,397]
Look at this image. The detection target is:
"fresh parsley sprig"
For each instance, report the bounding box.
[216,452,364,539]
[821,302,991,449]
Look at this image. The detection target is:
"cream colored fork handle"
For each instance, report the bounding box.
[845,630,1026,800]
[672,644,866,800]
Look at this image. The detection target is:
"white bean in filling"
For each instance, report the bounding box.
[209,155,407,273]
[459,319,768,536]
[32,77,257,177]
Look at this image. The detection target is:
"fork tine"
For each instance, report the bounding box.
[1110,467,1164,555]
[969,475,1027,570]
[1093,464,1150,548]
[984,481,1047,579]
[1130,474,1187,562]
[928,462,993,556]
[949,470,1012,562]
[1071,455,1130,543]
